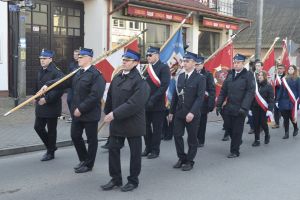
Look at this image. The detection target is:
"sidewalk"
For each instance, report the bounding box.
[0,94,222,156]
[0,94,109,156]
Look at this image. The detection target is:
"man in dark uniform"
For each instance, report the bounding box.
[272,64,285,128]
[41,48,106,173]
[195,56,216,147]
[216,54,255,158]
[168,52,206,171]
[101,49,150,192]
[34,49,64,161]
[66,49,80,123]
[142,46,170,159]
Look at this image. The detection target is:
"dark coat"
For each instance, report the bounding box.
[170,70,206,119]
[216,68,255,116]
[277,77,300,111]
[35,62,64,118]
[251,80,274,111]
[274,73,285,99]
[104,68,150,137]
[145,60,170,111]
[68,60,79,73]
[198,68,216,113]
[47,65,106,122]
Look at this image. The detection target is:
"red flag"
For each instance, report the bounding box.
[94,39,139,82]
[281,39,290,69]
[204,42,233,97]
[263,47,275,72]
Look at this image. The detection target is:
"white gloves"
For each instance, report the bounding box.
[266,110,272,117]
[275,103,279,108]
[248,110,252,116]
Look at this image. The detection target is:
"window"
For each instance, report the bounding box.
[52,6,81,36]
[129,21,140,30]
[198,31,220,56]
[113,19,125,28]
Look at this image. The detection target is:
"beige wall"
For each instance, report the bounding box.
[84,0,108,57]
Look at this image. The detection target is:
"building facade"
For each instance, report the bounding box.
[2,0,249,97]
[0,2,8,96]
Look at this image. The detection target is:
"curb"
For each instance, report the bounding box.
[0,138,107,157]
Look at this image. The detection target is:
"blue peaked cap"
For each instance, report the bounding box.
[183,51,198,61]
[196,56,205,64]
[122,49,140,61]
[79,48,93,57]
[147,46,160,54]
[39,49,54,58]
[233,53,246,62]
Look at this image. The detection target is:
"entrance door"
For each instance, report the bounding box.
[24,0,83,94]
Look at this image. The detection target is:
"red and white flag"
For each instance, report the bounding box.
[204,42,233,97]
[94,39,139,82]
[281,38,291,70]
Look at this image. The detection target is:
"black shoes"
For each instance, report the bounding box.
[74,165,92,173]
[222,135,229,141]
[252,140,260,147]
[197,143,204,148]
[272,124,280,129]
[147,153,159,159]
[141,150,150,157]
[101,141,109,149]
[40,152,54,161]
[101,180,122,191]
[293,129,299,137]
[283,132,289,139]
[74,161,85,170]
[227,153,239,158]
[173,160,185,168]
[182,162,193,171]
[265,135,270,144]
[121,183,138,192]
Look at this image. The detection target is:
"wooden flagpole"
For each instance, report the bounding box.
[4,29,148,117]
[262,37,280,63]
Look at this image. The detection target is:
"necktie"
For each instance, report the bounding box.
[184,74,188,86]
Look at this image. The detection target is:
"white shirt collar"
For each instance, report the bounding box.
[82,65,91,72]
[184,70,194,78]
[122,70,130,75]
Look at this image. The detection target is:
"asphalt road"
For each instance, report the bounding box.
[1,121,300,200]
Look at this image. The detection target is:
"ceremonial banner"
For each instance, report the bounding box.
[204,42,233,97]
[94,39,139,82]
[263,46,275,83]
[281,38,291,69]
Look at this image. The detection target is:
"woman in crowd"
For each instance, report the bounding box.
[251,70,274,146]
[277,65,300,139]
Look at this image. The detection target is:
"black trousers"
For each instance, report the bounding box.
[173,116,200,163]
[34,117,58,152]
[197,112,208,144]
[252,107,269,141]
[145,111,165,154]
[109,136,142,186]
[71,120,98,168]
[162,110,174,139]
[274,106,281,125]
[223,114,246,155]
[281,110,298,133]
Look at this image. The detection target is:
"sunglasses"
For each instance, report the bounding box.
[146,54,154,57]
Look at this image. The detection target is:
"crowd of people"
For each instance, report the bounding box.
[33,46,300,192]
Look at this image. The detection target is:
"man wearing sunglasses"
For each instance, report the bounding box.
[142,46,170,159]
